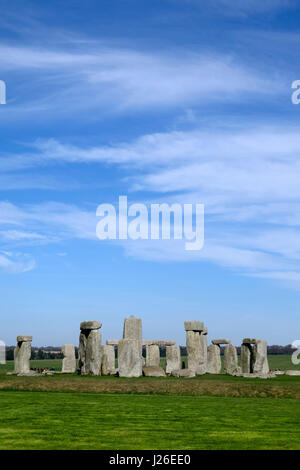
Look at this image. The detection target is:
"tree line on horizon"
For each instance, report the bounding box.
[4,344,297,361]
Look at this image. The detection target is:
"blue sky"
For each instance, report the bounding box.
[1,0,300,347]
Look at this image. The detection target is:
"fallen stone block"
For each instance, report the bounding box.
[171,369,196,378]
[285,370,300,376]
[142,366,166,377]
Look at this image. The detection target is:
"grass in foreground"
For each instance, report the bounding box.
[0,390,300,450]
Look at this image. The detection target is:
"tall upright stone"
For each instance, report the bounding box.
[14,335,32,374]
[224,343,239,375]
[123,315,142,353]
[166,345,181,375]
[146,344,160,367]
[253,339,269,374]
[200,328,208,367]
[101,344,116,375]
[207,344,221,374]
[78,321,102,375]
[0,340,5,365]
[241,342,254,373]
[118,315,143,377]
[241,339,258,374]
[185,321,207,374]
[118,339,142,377]
[62,344,76,374]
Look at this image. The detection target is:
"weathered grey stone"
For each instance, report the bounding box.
[195,364,207,375]
[199,331,208,369]
[62,344,76,374]
[242,338,257,345]
[79,322,102,375]
[253,339,269,374]
[101,345,116,375]
[212,339,231,345]
[17,370,39,377]
[224,344,240,375]
[186,330,201,371]
[146,344,160,367]
[0,341,5,365]
[171,369,196,378]
[184,321,204,332]
[142,366,166,377]
[240,343,254,373]
[123,315,142,341]
[123,315,142,358]
[207,344,221,374]
[186,327,208,374]
[118,339,142,377]
[285,370,300,376]
[14,335,32,374]
[143,340,175,346]
[166,345,181,374]
[239,372,276,379]
[80,321,102,330]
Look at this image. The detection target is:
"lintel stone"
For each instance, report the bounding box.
[242,338,257,345]
[17,335,32,342]
[80,321,102,330]
[212,339,231,345]
[184,321,204,332]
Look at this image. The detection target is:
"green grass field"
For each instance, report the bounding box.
[1,356,300,450]
[1,390,300,450]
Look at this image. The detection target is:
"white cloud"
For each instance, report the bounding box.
[0,42,282,118]
[0,251,35,274]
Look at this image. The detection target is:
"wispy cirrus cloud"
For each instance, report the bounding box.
[0,41,283,121]
[0,250,35,274]
[182,0,293,15]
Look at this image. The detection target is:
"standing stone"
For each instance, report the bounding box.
[14,335,32,374]
[123,315,142,355]
[186,330,202,371]
[199,329,208,370]
[185,321,207,374]
[78,321,102,375]
[207,344,221,374]
[241,343,254,373]
[224,344,240,375]
[118,339,142,377]
[62,344,76,373]
[146,344,160,367]
[253,340,269,374]
[101,344,116,375]
[0,340,5,365]
[166,345,181,374]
